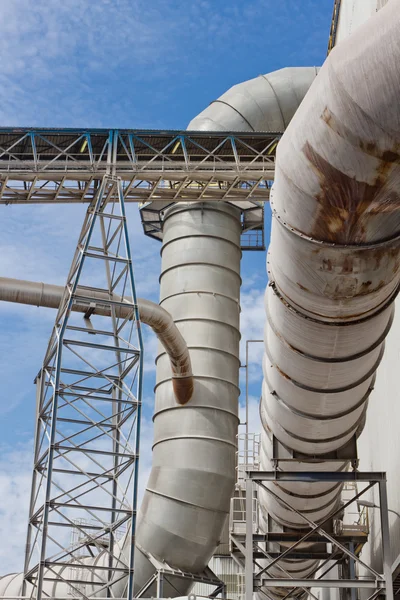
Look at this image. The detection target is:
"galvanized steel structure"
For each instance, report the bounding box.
[0,128,279,250]
[23,176,144,600]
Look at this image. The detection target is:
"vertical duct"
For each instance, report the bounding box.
[132,68,320,594]
[133,202,242,595]
[1,0,399,588]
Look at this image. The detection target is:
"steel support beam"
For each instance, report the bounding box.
[235,471,392,600]
[259,579,385,589]
[22,175,144,600]
[0,128,276,250]
[245,477,254,600]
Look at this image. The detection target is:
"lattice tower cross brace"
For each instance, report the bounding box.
[22,175,144,600]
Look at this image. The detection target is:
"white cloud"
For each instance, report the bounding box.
[239,287,265,367]
[0,442,34,572]
[239,394,262,436]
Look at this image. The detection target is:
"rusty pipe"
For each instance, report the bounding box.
[258,0,400,590]
[0,276,193,405]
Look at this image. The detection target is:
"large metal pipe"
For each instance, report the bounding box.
[118,67,321,596]
[1,0,399,587]
[260,0,400,589]
[188,67,319,133]
[132,201,242,595]
[0,277,193,406]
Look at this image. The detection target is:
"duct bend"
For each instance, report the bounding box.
[0,277,193,405]
[260,0,400,591]
[188,67,319,132]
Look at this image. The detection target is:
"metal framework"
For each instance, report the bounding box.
[135,552,226,599]
[327,0,342,53]
[232,470,393,600]
[0,128,279,249]
[22,175,144,600]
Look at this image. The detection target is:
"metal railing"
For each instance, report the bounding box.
[236,433,261,489]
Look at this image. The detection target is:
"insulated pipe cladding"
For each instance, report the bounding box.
[261,0,400,591]
[132,202,242,595]
[1,3,400,592]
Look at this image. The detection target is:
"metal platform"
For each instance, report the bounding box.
[237,470,393,600]
[136,552,226,599]
[0,128,279,250]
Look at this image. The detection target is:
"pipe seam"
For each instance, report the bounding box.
[264,342,384,394]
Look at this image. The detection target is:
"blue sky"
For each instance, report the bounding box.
[0,0,333,572]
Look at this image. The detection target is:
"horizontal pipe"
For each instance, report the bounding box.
[0,277,193,405]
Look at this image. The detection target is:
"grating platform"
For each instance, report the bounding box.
[0,128,279,250]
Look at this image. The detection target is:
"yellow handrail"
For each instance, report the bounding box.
[327,0,342,54]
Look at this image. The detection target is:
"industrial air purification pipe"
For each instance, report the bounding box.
[260,0,400,590]
[188,6,400,590]
[2,4,400,591]
[0,277,193,405]
[0,66,318,598]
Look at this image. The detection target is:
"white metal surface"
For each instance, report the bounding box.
[188,68,319,133]
[260,0,400,589]
[132,202,242,596]
[334,0,388,46]
[357,306,400,577]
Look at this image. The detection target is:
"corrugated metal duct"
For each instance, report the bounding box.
[188,67,319,132]
[132,201,242,596]
[2,0,399,587]
[261,0,400,589]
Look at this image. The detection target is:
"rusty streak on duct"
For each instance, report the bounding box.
[0,277,193,405]
[260,0,400,589]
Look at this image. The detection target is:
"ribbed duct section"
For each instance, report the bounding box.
[260,0,400,589]
[1,0,399,586]
[131,67,320,593]
[188,67,319,133]
[132,202,242,595]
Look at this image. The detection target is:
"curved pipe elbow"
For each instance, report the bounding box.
[187,66,320,133]
[0,277,193,405]
[136,298,194,405]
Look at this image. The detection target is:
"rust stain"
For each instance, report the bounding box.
[172,376,194,405]
[322,107,400,163]
[322,258,333,271]
[303,141,400,244]
[275,365,291,381]
[296,282,309,292]
[359,280,373,293]
[341,256,353,274]
[303,108,400,244]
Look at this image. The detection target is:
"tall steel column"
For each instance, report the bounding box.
[22,175,143,600]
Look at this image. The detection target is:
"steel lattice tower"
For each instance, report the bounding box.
[23,175,143,600]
